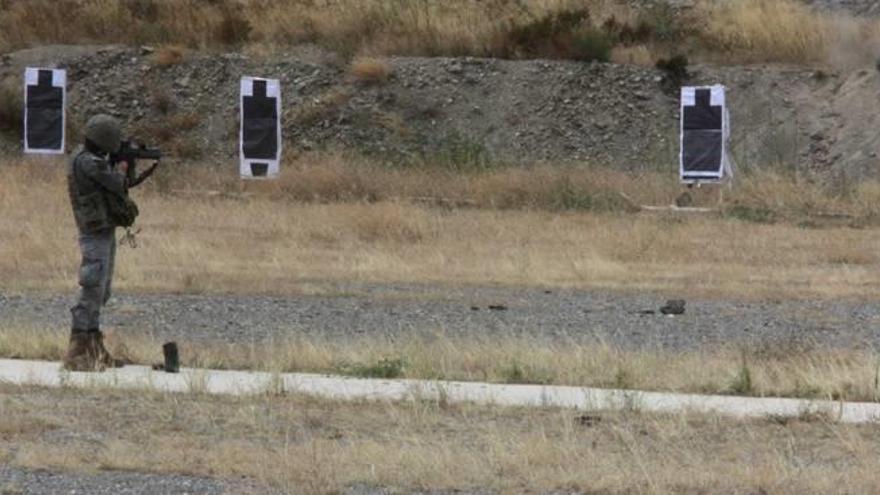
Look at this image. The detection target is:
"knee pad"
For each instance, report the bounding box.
[79,258,104,288]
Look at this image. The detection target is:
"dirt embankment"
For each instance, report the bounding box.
[1,44,879,182]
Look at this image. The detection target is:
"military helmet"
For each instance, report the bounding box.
[84,114,122,154]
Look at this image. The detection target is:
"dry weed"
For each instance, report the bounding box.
[349,57,392,84]
[5,322,880,402]
[150,44,186,67]
[693,0,880,65]
[1,157,879,299]
[1,0,875,66]
[4,384,880,492]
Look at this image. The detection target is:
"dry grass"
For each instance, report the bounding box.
[2,156,880,300]
[4,322,880,402]
[349,57,392,84]
[3,383,880,493]
[149,44,186,67]
[698,0,833,63]
[1,0,878,67]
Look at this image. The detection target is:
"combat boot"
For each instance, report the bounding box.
[62,332,100,371]
[91,330,127,368]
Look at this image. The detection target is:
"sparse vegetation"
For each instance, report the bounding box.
[344,357,407,379]
[290,87,352,127]
[0,76,22,137]
[2,156,880,299]
[6,322,880,402]
[349,57,392,85]
[5,383,880,493]
[655,54,690,89]
[150,44,185,67]
[149,86,175,115]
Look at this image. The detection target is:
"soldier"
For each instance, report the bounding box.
[63,114,130,371]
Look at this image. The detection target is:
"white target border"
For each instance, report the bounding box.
[23,67,67,155]
[679,84,732,184]
[239,76,282,180]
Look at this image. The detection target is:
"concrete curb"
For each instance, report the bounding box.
[2,358,879,423]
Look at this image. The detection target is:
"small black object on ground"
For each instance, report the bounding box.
[660,299,686,315]
[488,304,508,311]
[152,341,180,373]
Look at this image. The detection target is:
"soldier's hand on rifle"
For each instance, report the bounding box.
[116,161,129,174]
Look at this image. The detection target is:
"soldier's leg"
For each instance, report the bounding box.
[90,230,126,368]
[66,230,114,370]
[70,231,114,332]
[103,231,116,306]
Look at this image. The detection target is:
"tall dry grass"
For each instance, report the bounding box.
[5,383,880,493]
[1,155,879,299]
[1,0,878,67]
[697,0,880,65]
[5,321,880,402]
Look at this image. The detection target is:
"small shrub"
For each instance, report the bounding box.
[216,4,251,45]
[502,361,525,383]
[569,29,612,62]
[133,120,174,144]
[725,204,777,224]
[640,4,681,42]
[427,131,493,171]
[292,87,351,126]
[602,16,653,45]
[171,138,202,160]
[613,367,634,389]
[548,178,639,213]
[728,353,754,395]
[0,77,23,137]
[498,8,592,59]
[500,360,554,384]
[151,44,185,66]
[125,0,160,22]
[655,54,690,88]
[171,112,201,131]
[347,357,406,379]
[150,87,175,114]
[350,57,392,84]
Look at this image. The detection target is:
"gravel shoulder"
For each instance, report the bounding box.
[2,283,878,352]
[0,466,250,495]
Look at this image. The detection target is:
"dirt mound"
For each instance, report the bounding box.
[1,45,879,183]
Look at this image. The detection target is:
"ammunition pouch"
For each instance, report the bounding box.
[73,191,113,232]
[106,193,139,228]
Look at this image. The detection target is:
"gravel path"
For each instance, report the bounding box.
[0,466,250,494]
[0,466,487,495]
[2,284,878,351]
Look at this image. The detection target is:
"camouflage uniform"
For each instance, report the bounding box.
[64,114,128,371]
[67,146,125,332]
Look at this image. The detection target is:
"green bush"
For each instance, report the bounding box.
[346,357,406,379]
[425,131,494,172]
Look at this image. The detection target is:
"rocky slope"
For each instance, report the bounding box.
[1,44,879,183]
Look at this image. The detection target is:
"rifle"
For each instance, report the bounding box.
[109,140,162,188]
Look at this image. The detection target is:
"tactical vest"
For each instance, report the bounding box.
[67,147,115,233]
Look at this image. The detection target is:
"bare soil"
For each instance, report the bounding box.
[2,44,880,183]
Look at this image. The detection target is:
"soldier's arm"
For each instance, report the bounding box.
[79,155,127,194]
